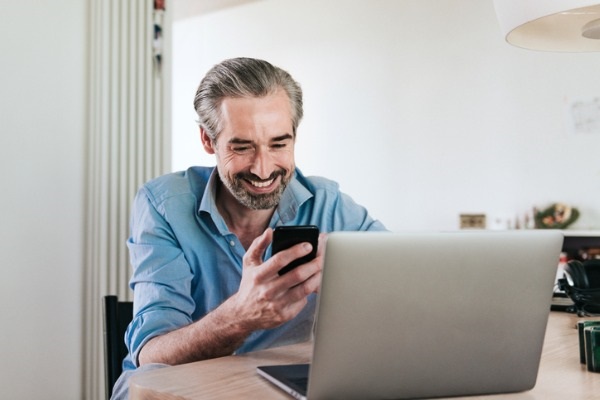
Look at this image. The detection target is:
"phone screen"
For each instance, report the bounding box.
[272,225,319,275]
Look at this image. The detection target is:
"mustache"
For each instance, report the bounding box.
[235,169,287,182]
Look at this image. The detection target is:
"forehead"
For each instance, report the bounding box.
[218,90,293,139]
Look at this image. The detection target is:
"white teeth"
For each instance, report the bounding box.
[250,179,273,188]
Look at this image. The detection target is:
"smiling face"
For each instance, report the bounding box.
[201,89,296,211]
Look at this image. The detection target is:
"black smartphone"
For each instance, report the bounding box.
[272,225,319,275]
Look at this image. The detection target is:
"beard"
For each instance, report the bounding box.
[217,168,291,210]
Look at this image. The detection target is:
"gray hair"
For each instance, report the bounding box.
[193,57,303,140]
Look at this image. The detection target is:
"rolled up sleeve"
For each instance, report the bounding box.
[125,188,196,367]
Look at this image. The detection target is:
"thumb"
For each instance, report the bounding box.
[242,228,273,268]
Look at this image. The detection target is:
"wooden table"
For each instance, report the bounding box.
[130,312,600,399]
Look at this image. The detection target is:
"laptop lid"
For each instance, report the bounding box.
[259,230,563,400]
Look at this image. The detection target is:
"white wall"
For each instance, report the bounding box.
[172,0,600,232]
[0,1,85,399]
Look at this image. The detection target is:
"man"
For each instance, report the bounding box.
[111,57,385,399]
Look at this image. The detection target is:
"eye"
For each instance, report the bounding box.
[231,145,254,154]
[271,138,293,151]
[271,143,288,149]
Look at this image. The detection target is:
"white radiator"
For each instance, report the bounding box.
[83,0,170,398]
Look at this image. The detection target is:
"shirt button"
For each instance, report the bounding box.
[229,240,235,247]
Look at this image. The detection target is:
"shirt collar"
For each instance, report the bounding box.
[198,168,313,232]
[272,170,313,225]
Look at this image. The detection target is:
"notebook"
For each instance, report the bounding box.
[257,230,563,400]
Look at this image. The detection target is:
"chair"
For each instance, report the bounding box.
[103,295,133,400]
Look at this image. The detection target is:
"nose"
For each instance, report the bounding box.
[249,146,272,179]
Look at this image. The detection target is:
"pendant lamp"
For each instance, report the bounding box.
[493,0,600,51]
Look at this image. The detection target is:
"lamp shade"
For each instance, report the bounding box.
[493,0,600,51]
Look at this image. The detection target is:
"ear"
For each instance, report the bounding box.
[200,127,216,154]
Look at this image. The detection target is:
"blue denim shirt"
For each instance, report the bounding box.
[123,166,386,371]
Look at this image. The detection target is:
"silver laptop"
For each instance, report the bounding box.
[258,230,563,400]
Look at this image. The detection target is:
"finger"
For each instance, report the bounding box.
[287,268,323,300]
[242,228,273,268]
[316,233,328,258]
[304,269,322,294]
[277,250,322,294]
[267,241,314,276]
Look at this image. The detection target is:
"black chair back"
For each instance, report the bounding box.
[103,295,133,400]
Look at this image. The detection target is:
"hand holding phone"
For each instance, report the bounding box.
[272,225,319,275]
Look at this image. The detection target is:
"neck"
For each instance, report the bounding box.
[216,183,275,249]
